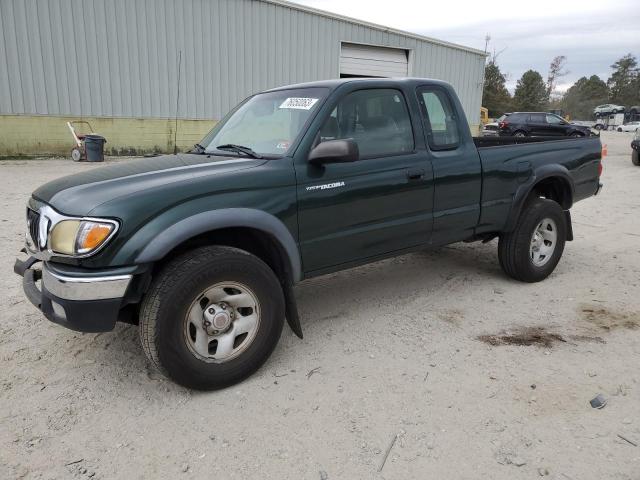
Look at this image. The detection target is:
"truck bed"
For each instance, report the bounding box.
[472,135,602,235]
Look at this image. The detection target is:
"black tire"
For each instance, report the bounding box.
[513,130,527,138]
[498,198,567,283]
[633,150,640,166]
[570,132,584,137]
[617,128,622,132]
[139,246,285,390]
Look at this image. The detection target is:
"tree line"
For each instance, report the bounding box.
[482,53,640,119]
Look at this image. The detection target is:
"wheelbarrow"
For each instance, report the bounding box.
[67,121,96,161]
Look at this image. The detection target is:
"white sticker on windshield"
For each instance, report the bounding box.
[279,97,319,110]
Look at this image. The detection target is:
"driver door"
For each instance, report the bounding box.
[295,87,434,274]
[545,114,567,136]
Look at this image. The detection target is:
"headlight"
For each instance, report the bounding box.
[50,220,116,255]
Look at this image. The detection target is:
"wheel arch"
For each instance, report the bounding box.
[504,166,575,232]
[135,209,304,338]
[135,208,302,283]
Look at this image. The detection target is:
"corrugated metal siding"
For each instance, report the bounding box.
[0,0,485,125]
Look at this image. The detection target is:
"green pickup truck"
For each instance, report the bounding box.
[15,78,603,390]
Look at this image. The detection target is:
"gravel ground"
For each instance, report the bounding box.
[1,131,639,480]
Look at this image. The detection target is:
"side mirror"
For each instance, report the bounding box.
[309,139,359,165]
[560,121,567,125]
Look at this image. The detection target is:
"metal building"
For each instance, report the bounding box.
[0,0,486,156]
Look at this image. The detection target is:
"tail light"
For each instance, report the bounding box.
[598,144,606,177]
[499,121,508,129]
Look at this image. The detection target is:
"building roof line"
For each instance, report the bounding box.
[259,0,488,57]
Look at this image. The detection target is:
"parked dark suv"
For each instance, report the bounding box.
[499,112,592,137]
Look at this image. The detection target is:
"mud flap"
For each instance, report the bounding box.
[564,210,573,241]
[283,281,303,339]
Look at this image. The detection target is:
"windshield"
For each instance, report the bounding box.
[199,87,328,157]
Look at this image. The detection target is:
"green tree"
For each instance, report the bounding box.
[482,61,512,117]
[513,70,548,111]
[561,75,609,119]
[607,54,639,106]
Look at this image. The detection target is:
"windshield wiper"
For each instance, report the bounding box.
[191,143,206,154]
[216,144,263,159]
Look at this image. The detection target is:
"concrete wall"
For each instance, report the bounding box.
[0,116,214,157]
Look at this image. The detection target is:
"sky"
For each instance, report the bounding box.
[292,0,640,94]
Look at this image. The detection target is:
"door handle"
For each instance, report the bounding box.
[407,168,425,180]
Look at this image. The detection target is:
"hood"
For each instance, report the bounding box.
[574,124,592,132]
[33,153,265,216]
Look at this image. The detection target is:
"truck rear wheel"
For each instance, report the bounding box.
[498,198,566,282]
[139,246,285,390]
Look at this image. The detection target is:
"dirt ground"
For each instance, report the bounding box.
[1,131,639,479]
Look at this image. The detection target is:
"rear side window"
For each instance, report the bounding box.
[509,113,526,123]
[529,113,545,123]
[318,88,414,158]
[418,88,460,150]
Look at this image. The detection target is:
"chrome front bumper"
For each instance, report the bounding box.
[14,256,136,332]
[42,265,132,301]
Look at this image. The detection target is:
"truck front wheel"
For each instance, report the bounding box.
[139,246,285,390]
[498,198,567,282]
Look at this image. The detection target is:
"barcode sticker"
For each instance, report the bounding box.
[279,98,319,110]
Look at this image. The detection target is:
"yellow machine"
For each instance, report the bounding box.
[480,107,489,125]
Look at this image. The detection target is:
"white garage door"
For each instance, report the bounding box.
[340,43,409,78]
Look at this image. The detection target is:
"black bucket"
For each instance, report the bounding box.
[84,135,106,162]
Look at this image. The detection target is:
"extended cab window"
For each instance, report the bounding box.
[318,89,414,158]
[418,88,459,150]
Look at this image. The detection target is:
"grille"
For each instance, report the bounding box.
[27,208,40,248]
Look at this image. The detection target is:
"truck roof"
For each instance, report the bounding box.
[265,77,452,93]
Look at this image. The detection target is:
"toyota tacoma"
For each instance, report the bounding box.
[15,78,604,390]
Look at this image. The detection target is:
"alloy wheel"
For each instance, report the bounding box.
[184,282,261,363]
[530,218,557,267]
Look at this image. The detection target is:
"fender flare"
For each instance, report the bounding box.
[135,208,302,282]
[504,165,575,232]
